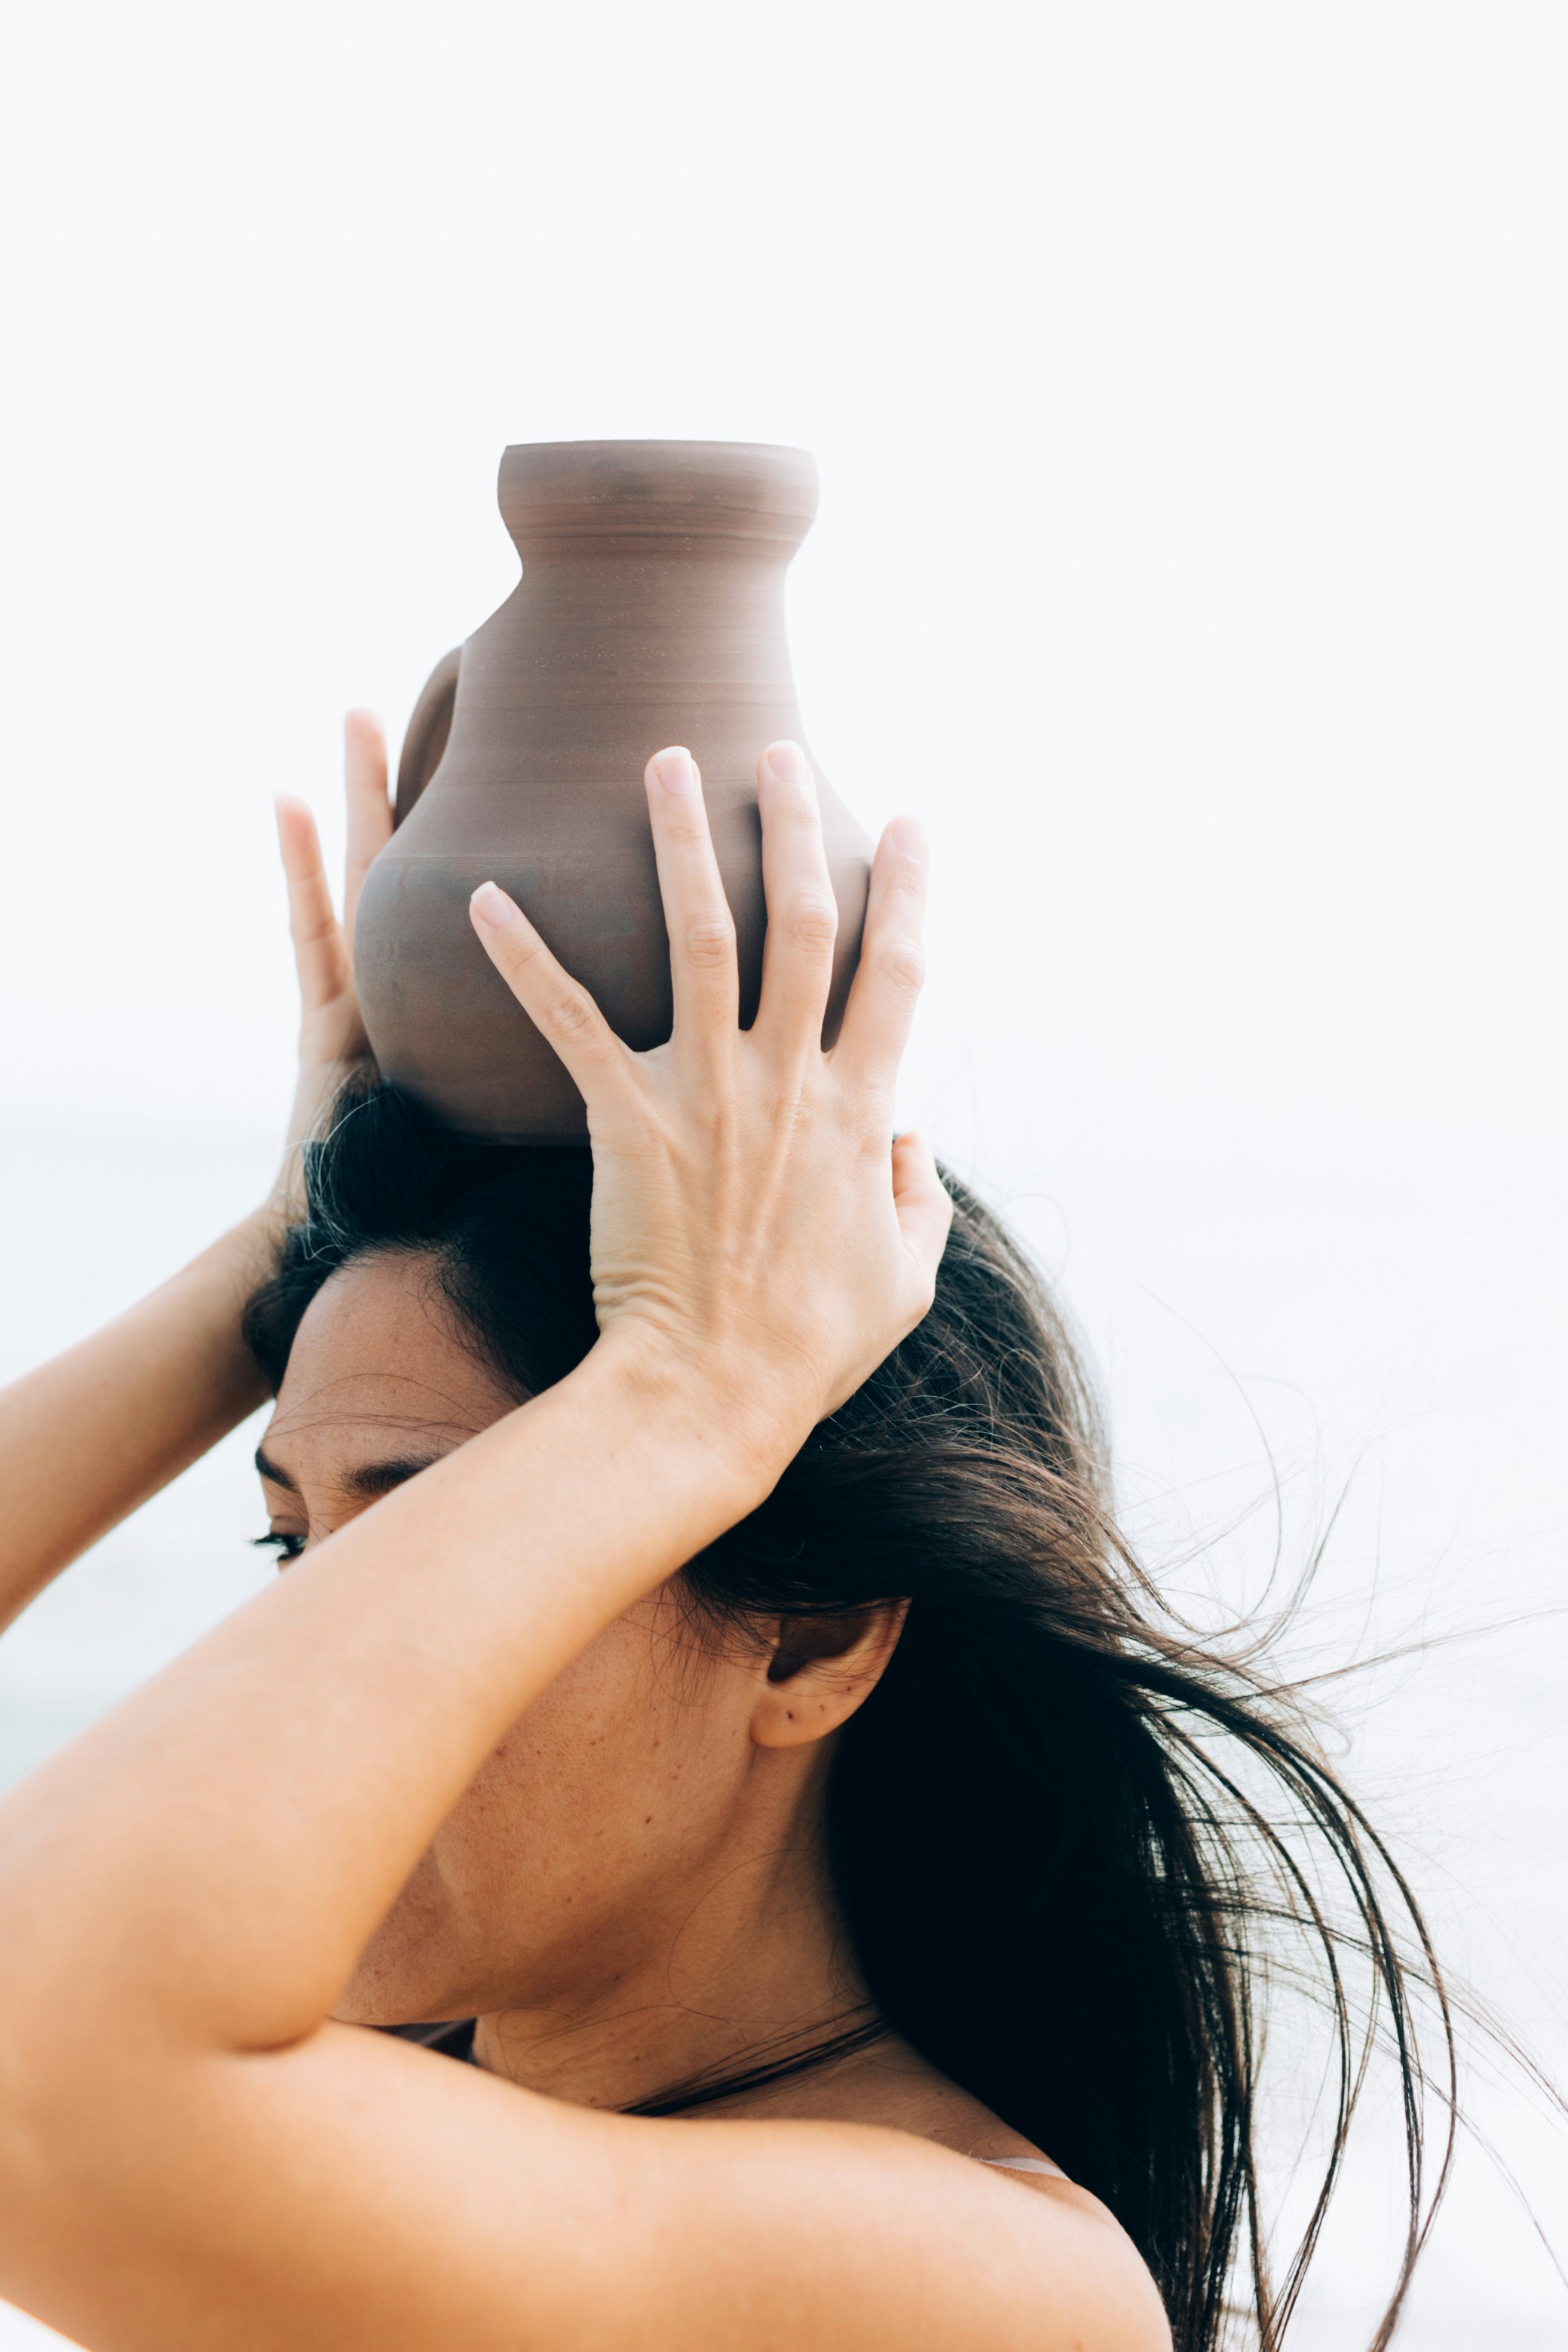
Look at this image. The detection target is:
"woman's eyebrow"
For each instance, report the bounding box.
[254,1447,298,1493]
[253,1450,443,1502]
[340,1455,446,1501]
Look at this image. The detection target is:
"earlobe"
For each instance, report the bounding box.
[751,1603,908,1750]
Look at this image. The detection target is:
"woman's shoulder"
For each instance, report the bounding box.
[381,2021,1168,2346]
[641,2032,1168,2347]
[656,2104,1171,2351]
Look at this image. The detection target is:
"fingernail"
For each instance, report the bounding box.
[888,816,926,859]
[470,880,515,929]
[764,741,810,789]
[652,747,697,794]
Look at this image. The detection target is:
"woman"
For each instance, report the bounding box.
[0,727,1440,2352]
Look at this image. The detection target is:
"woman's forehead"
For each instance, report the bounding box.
[264,1254,514,1471]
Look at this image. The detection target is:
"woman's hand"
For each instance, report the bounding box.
[469,742,951,1459]
[0,721,392,1615]
[271,710,393,1222]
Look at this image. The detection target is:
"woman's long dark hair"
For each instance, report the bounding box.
[243,1078,1453,2352]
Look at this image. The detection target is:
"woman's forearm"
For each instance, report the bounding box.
[0,1212,276,1634]
[0,727,394,1641]
[0,1337,773,2064]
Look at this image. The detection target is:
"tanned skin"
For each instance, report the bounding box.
[0,730,1169,2352]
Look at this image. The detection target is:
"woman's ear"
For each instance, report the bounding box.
[749,1602,909,1750]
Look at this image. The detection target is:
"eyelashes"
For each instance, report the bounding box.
[252,1531,306,1563]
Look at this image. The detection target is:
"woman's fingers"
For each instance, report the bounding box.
[890,1131,953,1296]
[341,710,392,943]
[753,743,838,1057]
[274,795,351,1014]
[643,747,739,1047]
[470,882,637,1116]
[830,816,929,1098]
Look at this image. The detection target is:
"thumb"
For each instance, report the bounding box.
[890,1132,952,1301]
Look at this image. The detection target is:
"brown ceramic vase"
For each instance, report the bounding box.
[354,440,872,1143]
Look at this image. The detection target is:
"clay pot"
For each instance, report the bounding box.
[354,440,872,1143]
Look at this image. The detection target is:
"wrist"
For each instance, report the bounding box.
[222,1201,289,1302]
[584,1325,807,1521]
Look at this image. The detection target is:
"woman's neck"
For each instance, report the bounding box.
[470,1830,874,2115]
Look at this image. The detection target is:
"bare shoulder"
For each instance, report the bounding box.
[630,2108,1173,2352]
[318,2026,1168,2351]
[976,2174,1170,2352]
[643,2030,1169,2349]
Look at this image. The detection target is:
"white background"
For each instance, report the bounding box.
[1,2,1565,2344]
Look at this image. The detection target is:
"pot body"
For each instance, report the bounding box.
[355,439,872,1143]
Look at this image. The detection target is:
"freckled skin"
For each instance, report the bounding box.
[256,1254,1088,2176]
[259,1252,881,2107]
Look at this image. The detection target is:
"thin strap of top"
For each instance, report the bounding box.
[978,2155,1069,2180]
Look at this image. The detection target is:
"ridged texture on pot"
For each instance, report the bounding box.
[354,440,872,1143]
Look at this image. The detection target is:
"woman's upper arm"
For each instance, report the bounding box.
[1,2027,1168,2352]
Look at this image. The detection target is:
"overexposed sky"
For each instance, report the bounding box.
[1,5,1566,2346]
[2,0,1563,1104]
